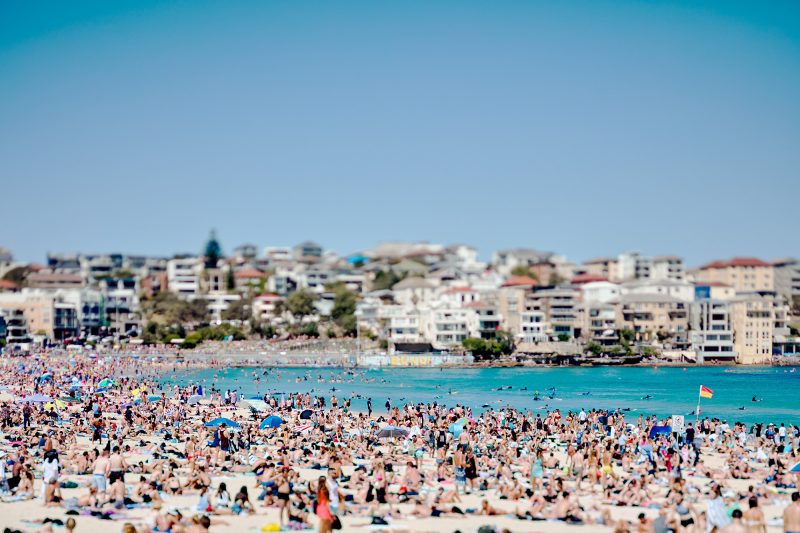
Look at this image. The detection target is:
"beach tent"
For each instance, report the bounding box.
[260,415,284,429]
[377,426,409,439]
[300,409,313,420]
[205,417,240,429]
[648,425,672,439]
[187,394,203,405]
[16,394,53,404]
[241,399,269,412]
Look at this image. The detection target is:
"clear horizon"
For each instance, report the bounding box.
[2,1,799,266]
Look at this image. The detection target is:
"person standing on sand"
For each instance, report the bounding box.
[92,447,111,498]
[784,492,800,533]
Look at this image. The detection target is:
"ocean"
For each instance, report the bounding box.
[161,365,800,425]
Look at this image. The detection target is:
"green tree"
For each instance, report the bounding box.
[619,328,635,343]
[586,341,603,356]
[203,230,222,268]
[226,267,236,291]
[141,292,208,325]
[285,289,317,319]
[1,265,30,286]
[510,265,537,278]
[372,270,401,291]
[557,333,571,342]
[331,286,358,335]
[222,297,251,322]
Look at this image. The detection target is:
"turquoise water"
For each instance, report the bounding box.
[162,366,800,425]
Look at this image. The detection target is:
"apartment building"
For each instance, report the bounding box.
[729,293,782,364]
[167,257,203,295]
[773,258,800,304]
[526,287,580,339]
[582,303,619,346]
[392,278,435,306]
[518,310,547,343]
[620,279,695,302]
[252,293,284,324]
[428,307,470,347]
[689,300,736,362]
[612,294,690,348]
[617,252,652,281]
[693,258,774,292]
[26,271,84,290]
[582,257,619,282]
[651,256,685,281]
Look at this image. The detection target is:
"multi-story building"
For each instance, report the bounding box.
[252,293,284,324]
[293,241,323,263]
[492,248,555,277]
[526,287,580,339]
[468,302,501,339]
[729,293,782,364]
[612,293,690,348]
[692,257,774,292]
[689,300,736,362]
[620,279,695,302]
[167,257,203,295]
[518,310,547,343]
[617,252,652,281]
[651,256,685,281]
[582,303,619,346]
[392,278,435,306]
[581,281,621,304]
[428,308,470,347]
[773,258,800,305]
[582,257,619,282]
[26,271,84,290]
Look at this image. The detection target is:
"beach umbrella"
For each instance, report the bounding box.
[242,399,269,412]
[789,461,800,474]
[16,394,53,404]
[205,417,240,429]
[377,426,409,439]
[300,409,313,420]
[648,426,672,439]
[98,378,114,388]
[187,394,203,405]
[259,415,284,430]
[448,422,465,437]
[148,395,162,402]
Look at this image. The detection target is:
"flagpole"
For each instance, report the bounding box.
[695,387,701,425]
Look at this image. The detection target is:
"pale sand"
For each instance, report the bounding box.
[1,405,790,532]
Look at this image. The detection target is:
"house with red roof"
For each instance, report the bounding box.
[692,257,774,292]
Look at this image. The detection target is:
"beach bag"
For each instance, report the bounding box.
[332,516,342,530]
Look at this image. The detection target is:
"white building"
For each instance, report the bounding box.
[392,278,436,306]
[167,257,203,295]
[651,256,685,281]
[690,300,736,362]
[617,252,652,281]
[581,281,621,304]
[519,310,547,343]
[620,279,695,303]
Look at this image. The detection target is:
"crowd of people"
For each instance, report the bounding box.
[0,352,798,533]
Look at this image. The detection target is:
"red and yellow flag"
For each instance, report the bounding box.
[699,385,714,399]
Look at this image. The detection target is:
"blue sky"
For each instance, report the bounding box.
[1,1,798,266]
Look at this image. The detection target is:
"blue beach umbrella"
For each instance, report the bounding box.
[789,461,800,474]
[206,417,240,429]
[648,426,672,439]
[259,415,284,429]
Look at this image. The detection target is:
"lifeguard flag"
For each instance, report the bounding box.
[699,385,714,399]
